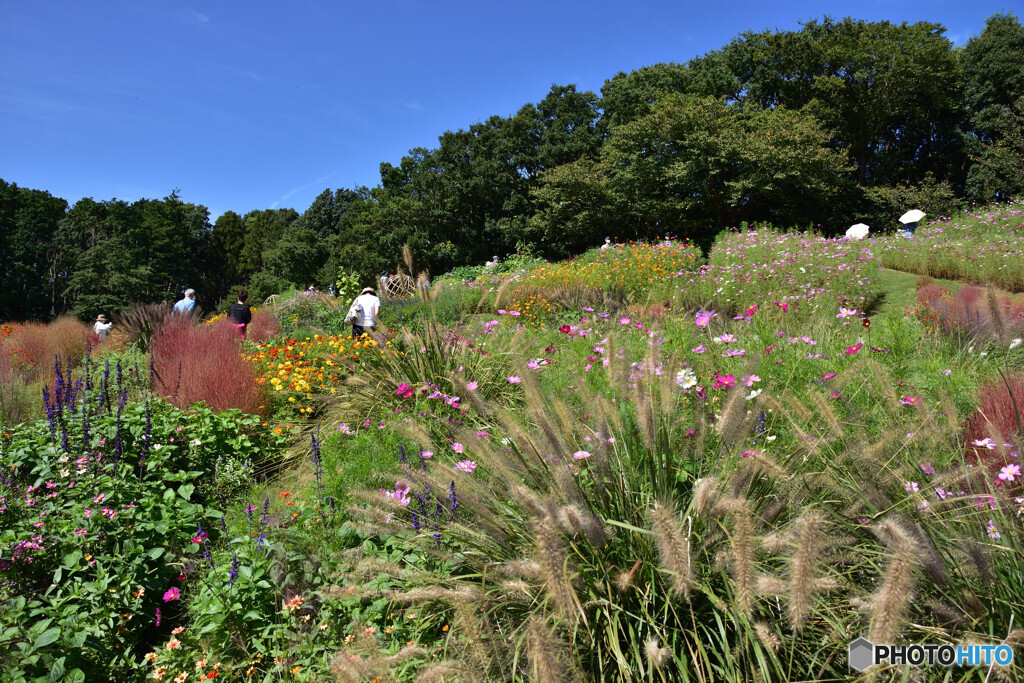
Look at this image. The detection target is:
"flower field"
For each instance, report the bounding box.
[874,200,1024,292]
[3,203,1024,681]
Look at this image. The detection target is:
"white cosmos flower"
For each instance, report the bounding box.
[745,389,762,401]
[1010,338,1022,350]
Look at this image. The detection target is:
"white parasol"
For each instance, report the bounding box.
[845,223,870,239]
[899,209,926,224]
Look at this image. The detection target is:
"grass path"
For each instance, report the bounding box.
[874,267,963,315]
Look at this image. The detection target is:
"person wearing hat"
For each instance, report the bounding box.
[93,314,113,340]
[347,286,381,337]
[600,236,612,251]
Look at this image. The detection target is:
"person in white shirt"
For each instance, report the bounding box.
[94,314,112,340]
[349,287,381,337]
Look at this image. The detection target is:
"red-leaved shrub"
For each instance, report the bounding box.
[151,317,266,415]
[916,285,1024,343]
[965,371,1024,475]
[1,317,91,384]
[247,311,281,343]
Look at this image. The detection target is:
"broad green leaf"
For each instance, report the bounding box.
[33,627,60,649]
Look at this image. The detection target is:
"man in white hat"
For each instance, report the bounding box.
[347,286,380,337]
[93,314,112,340]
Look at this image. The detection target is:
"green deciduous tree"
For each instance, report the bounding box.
[530,96,850,254]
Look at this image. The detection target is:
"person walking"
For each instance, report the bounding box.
[346,286,380,337]
[174,288,196,314]
[93,314,112,340]
[226,290,253,340]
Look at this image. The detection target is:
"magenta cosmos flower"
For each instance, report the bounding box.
[695,310,717,328]
[163,588,180,602]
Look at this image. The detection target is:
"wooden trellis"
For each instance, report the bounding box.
[379,273,415,298]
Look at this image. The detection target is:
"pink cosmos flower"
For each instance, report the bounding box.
[987,519,1001,540]
[899,395,921,405]
[973,438,996,449]
[452,442,464,454]
[695,310,717,328]
[715,334,735,343]
[527,359,540,370]
[999,464,1021,482]
[723,348,745,357]
[163,588,180,602]
[691,344,707,354]
[573,450,591,459]
[742,374,760,387]
[774,301,789,313]
[712,374,736,389]
[619,317,631,325]
[836,307,859,318]
[821,372,837,380]
[507,375,521,384]
[844,343,862,355]
[420,450,433,459]
[465,380,478,391]
[455,460,478,473]
[740,449,758,458]
[509,310,521,316]
[497,309,507,315]
[904,481,919,493]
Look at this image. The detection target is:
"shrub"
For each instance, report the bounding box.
[964,371,1024,472]
[247,310,281,343]
[915,274,935,290]
[915,284,1024,344]
[151,317,266,415]
[0,397,287,681]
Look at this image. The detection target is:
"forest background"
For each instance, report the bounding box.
[2,14,1023,321]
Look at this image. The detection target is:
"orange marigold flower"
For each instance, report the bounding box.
[279,491,291,499]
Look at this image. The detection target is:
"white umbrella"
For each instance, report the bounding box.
[899,209,926,224]
[846,223,870,239]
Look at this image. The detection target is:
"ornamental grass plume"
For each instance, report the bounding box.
[868,518,921,644]
[534,515,581,625]
[527,616,572,683]
[649,501,693,600]
[787,509,827,631]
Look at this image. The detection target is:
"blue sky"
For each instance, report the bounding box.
[1,0,1018,220]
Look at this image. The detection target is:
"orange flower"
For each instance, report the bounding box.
[166,638,181,650]
[279,491,291,499]
[285,500,294,506]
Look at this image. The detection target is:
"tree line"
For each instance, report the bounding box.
[2,14,1022,322]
